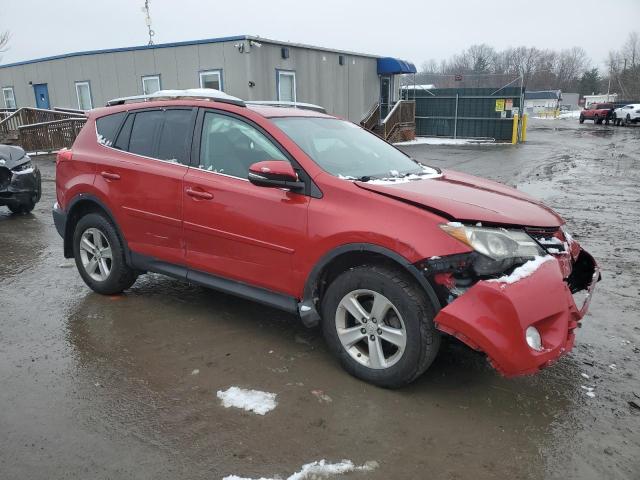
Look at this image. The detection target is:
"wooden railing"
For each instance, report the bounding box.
[0,107,85,135]
[18,118,87,152]
[360,102,381,131]
[381,100,415,140]
[360,101,415,141]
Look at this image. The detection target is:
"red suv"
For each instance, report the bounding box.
[53,90,599,387]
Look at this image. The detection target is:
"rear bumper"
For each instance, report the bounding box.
[434,249,599,376]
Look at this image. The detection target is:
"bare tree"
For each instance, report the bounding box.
[554,47,589,91]
[0,30,9,59]
[622,31,639,69]
[419,59,439,74]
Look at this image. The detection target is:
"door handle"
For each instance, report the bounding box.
[186,187,214,200]
[100,171,120,181]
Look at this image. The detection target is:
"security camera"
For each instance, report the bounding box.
[250,40,262,48]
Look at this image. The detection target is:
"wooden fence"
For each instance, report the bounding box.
[0,107,85,135]
[18,118,87,152]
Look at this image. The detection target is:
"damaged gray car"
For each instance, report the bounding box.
[0,145,41,214]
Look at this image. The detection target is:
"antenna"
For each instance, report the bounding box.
[142,0,155,45]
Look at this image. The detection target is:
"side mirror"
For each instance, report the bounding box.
[248,160,305,191]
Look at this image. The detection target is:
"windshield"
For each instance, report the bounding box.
[272,117,425,179]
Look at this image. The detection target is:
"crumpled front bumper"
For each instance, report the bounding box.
[0,164,41,207]
[434,249,599,376]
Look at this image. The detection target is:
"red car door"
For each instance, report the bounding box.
[94,108,196,265]
[182,109,309,296]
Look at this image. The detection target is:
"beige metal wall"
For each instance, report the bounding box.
[246,41,379,121]
[0,39,379,122]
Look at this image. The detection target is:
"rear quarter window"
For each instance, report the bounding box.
[96,112,126,147]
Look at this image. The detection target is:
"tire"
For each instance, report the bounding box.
[321,265,440,388]
[579,115,584,124]
[625,114,631,126]
[8,197,36,214]
[594,115,600,124]
[73,212,138,295]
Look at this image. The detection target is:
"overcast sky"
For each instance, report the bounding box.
[1,0,639,69]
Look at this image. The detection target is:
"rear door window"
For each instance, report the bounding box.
[156,109,195,164]
[128,110,164,158]
[96,112,126,147]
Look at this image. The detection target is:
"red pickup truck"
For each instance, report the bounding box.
[579,103,614,124]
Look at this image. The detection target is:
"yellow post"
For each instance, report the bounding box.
[521,114,528,142]
[511,113,519,144]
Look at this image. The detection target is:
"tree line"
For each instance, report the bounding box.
[419,32,640,99]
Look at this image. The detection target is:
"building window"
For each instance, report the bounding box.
[277,70,296,103]
[75,81,93,110]
[199,70,222,91]
[2,87,16,109]
[142,75,161,95]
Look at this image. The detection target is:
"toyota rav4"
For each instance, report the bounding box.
[53,89,599,388]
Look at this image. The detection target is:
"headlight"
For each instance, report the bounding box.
[12,160,33,172]
[440,223,545,275]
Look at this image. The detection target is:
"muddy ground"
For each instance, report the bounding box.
[1,119,638,480]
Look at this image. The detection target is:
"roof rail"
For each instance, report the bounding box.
[106,88,245,107]
[246,101,326,113]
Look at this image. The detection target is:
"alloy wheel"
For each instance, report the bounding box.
[79,227,113,282]
[335,289,407,369]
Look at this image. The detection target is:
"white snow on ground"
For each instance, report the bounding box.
[223,459,379,480]
[216,387,277,415]
[394,137,499,146]
[533,110,582,120]
[487,256,555,285]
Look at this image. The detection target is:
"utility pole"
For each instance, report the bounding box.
[142,0,155,45]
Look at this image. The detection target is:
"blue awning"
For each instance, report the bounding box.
[377,57,417,75]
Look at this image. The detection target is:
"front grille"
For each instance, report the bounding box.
[0,167,11,190]
[525,227,566,253]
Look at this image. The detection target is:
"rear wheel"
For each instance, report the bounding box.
[321,265,440,388]
[73,213,138,294]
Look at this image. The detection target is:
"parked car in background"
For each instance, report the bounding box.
[0,145,41,214]
[613,104,640,126]
[580,103,615,124]
[52,89,599,388]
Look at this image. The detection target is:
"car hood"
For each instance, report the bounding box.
[355,169,563,228]
[0,144,27,170]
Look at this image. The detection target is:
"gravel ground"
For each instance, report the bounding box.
[0,118,638,480]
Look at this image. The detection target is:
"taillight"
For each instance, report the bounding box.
[56,148,73,164]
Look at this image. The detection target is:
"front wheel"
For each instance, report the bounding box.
[579,115,585,124]
[73,213,138,295]
[321,265,440,388]
[8,197,36,214]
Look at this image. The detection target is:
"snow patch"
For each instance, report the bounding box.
[394,137,499,146]
[487,256,554,285]
[97,134,112,147]
[223,459,379,480]
[217,387,277,415]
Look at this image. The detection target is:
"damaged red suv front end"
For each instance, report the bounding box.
[425,227,599,376]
